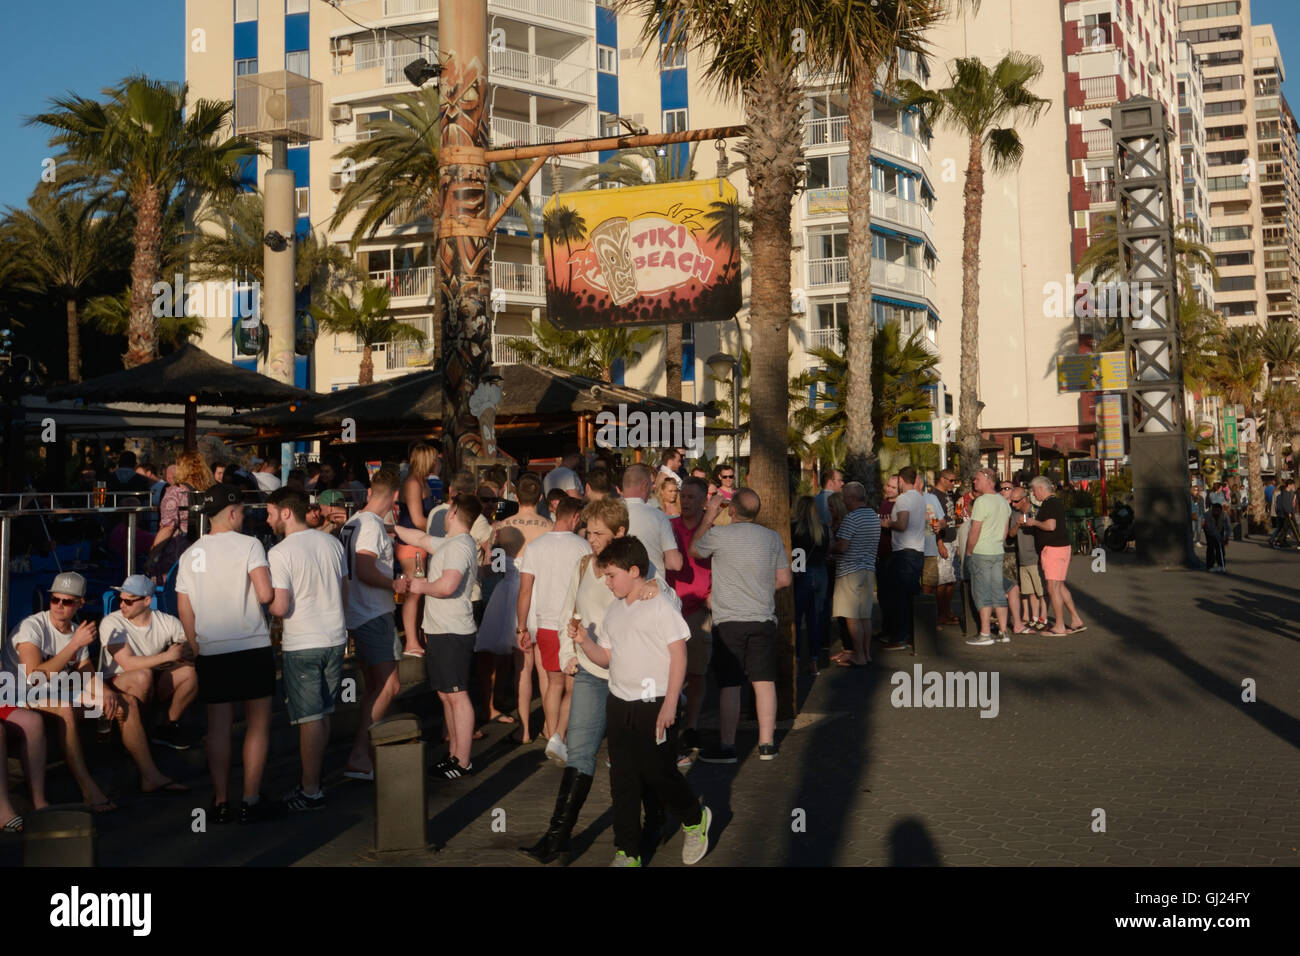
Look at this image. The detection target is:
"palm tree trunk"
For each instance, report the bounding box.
[844,67,877,498]
[664,323,682,400]
[1246,414,1265,527]
[359,344,374,386]
[742,62,802,719]
[65,297,81,383]
[126,184,163,368]
[958,134,985,482]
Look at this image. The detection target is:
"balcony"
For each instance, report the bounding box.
[807,256,849,287]
[380,0,593,29]
[493,194,547,233]
[872,123,930,173]
[1081,75,1120,107]
[805,325,843,356]
[382,0,436,16]
[1077,21,1120,52]
[491,48,594,96]
[872,257,935,303]
[492,261,545,300]
[491,331,538,365]
[805,115,849,147]
[872,190,933,233]
[1086,180,1116,204]
[491,117,581,147]
[368,266,436,301]
[1082,127,1112,156]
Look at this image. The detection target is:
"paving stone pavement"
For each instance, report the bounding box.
[3,538,1297,866]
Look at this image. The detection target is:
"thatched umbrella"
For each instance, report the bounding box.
[46,344,314,451]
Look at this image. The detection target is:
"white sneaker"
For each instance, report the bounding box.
[996,633,1011,643]
[966,635,995,646]
[681,805,712,865]
[544,734,568,766]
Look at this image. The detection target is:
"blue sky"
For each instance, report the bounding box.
[1,0,1298,211]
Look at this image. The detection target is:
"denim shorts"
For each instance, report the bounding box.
[350,613,400,666]
[282,644,345,725]
[968,553,1008,609]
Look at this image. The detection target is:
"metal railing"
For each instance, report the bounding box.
[871,257,936,302]
[1077,21,1119,50]
[807,256,849,287]
[871,123,931,172]
[490,48,594,95]
[805,326,843,354]
[383,0,437,15]
[491,0,594,28]
[492,261,545,296]
[1081,75,1120,105]
[491,332,537,364]
[1082,127,1113,155]
[1086,180,1116,203]
[369,266,436,300]
[804,115,849,146]
[492,116,567,146]
[871,190,933,233]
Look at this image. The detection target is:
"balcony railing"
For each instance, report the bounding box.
[1081,75,1119,105]
[1077,21,1119,50]
[369,266,436,300]
[807,256,849,287]
[382,316,436,371]
[491,0,594,29]
[805,326,843,355]
[872,190,933,233]
[492,117,571,146]
[871,257,935,302]
[872,122,930,172]
[492,261,545,296]
[1086,180,1116,203]
[805,115,849,146]
[1082,127,1112,155]
[491,48,594,96]
[493,194,547,231]
[491,331,538,365]
[383,0,437,16]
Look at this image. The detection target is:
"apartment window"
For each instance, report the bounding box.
[236,0,258,22]
[1220,301,1256,317]
[1202,74,1244,93]
[1207,124,1246,142]
[811,229,848,260]
[1207,149,1248,167]
[660,41,686,70]
[597,45,617,74]
[1178,2,1240,21]
[1216,275,1255,292]
[295,187,310,217]
[286,0,308,12]
[1201,50,1243,67]
[1211,225,1251,242]
[235,58,258,76]
[599,112,620,138]
[1208,174,1246,191]
[1204,100,1245,116]
[806,154,848,190]
[1214,251,1253,267]
[286,50,309,75]
[815,299,847,331]
[1180,26,1241,44]
[663,109,687,134]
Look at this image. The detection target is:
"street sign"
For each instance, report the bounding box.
[1187,448,1199,472]
[1056,351,1127,393]
[1224,409,1238,452]
[897,420,935,444]
[1068,458,1101,483]
[1097,393,1125,459]
[1011,432,1035,457]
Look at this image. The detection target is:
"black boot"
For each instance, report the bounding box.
[549,770,593,866]
[519,767,576,863]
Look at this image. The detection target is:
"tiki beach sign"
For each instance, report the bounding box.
[542,179,742,330]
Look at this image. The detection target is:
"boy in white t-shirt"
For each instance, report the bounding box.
[579,536,711,867]
[267,488,347,811]
[515,496,591,766]
[175,484,275,824]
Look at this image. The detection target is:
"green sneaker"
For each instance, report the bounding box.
[681,805,712,864]
[609,850,642,867]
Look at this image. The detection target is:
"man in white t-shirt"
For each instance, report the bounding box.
[5,571,113,812]
[267,487,347,811]
[399,493,485,778]
[338,467,403,781]
[880,465,927,651]
[543,448,584,498]
[619,462,683,580]
[252,458,282,493]
[425,470,493,613]
[100,574,196,793]
[657,448,684,488]
[175,483,275,823]
[515,496,591,766]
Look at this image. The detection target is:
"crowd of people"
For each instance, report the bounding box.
[2,442,1097,865]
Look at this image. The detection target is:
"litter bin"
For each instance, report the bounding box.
[23,805,95,866]
[369,713,427,853]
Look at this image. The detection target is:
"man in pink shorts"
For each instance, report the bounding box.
[1021,476,1086,636]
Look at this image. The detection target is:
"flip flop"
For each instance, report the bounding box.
[1,815,22,832]
[403,649,425,658]
[89,800,119,814]
[144,780,190,795]
[835,657,870,668]
[490,714,516,724]
[343,769,375,782]
[1068,625,1088,634]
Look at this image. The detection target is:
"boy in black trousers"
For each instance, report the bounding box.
[582,536,711,866]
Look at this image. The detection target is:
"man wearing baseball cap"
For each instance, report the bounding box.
[307,489,348,536]
[175,483,275,824]
[101,574,197,792]
[3,571,115,812]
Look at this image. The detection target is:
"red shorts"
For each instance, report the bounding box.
[394,542,422,563]
[0,706,17,721]
[535,628,561,672]
[1039,545,1071,582]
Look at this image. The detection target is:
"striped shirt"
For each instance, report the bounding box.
[836,506,881,576]
[692,522,789,625]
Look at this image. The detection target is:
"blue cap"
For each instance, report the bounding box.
[114,574,154,598]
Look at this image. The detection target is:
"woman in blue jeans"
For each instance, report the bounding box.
[791,496,830,674]
[518,498,670,865]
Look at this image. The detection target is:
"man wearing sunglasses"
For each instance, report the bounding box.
[3,571,116,811]
[101,574,195,791]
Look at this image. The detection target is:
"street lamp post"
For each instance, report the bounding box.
[705,351,741,466]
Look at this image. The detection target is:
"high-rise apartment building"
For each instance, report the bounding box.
[1250,24,1300,324]
[1178,39,1214,306]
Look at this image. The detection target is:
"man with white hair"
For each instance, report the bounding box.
[1021,476,1086,636]
[619,463,683,579]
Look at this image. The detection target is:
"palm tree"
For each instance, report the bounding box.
[29,76,256,368]
[310,284,426,386]
[1075,218,1218,292]
[1208,324,1265,526]
[4,189,130,382]
[507,318,659,383]
[329,87,534,245]
[542,203,588,296]
[1259,321,1300,476]
[900,53,1050,481]
[83,289,205,351]
[578,143,701,400]
[189,191,359,302]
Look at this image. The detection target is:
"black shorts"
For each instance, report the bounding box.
[711,620,779,688]
[425,632,476,694]
[196,645,276,704]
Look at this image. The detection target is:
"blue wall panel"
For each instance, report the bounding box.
[284,12,309,52]
[234,21,258,61]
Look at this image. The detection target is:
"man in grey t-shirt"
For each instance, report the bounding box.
[690,488,792,763]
